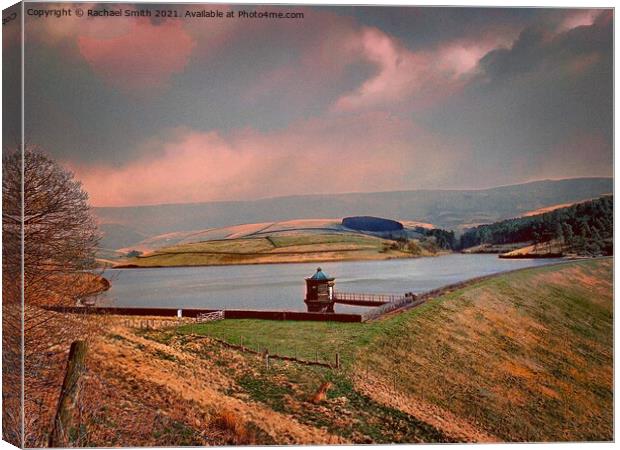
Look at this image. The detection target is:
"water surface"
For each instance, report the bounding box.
[101,254,564,313]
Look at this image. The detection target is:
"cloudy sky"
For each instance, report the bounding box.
[11,3,613,206]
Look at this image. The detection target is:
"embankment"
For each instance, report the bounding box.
[355,258,613,442]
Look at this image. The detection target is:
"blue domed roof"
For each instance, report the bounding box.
[309,267,333,281]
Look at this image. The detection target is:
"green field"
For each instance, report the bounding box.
[163,258,613,442]
[174,319,376,365]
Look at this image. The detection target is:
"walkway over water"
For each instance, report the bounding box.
[333,291,407,307]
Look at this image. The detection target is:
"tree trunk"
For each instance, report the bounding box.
[49,340,87,447]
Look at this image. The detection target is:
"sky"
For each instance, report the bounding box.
[7,3,614,207]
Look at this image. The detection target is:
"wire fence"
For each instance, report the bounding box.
[184,333,343,369]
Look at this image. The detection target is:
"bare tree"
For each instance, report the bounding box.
[3,148,103,446]
[16,150,99,302]
[3,147,25,446]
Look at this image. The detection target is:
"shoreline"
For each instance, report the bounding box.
[107,250,451,270]
[107,250,570,270]
[498,252,564,259]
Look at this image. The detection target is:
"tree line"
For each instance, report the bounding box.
[459,196,613,255]
[410,227,457,250]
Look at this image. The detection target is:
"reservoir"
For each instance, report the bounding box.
[101,254,564,313]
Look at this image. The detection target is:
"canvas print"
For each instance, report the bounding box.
[2,2,614,447]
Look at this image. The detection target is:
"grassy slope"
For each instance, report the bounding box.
[176,319,373,365]
[171,259,612,442]
[116,232,438,267]
[358,258,612,442]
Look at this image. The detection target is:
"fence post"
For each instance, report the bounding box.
[335,352,340,369]
[265,351,270,370]
[49,341,88,447]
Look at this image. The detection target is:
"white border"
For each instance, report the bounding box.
[0,2,616,450]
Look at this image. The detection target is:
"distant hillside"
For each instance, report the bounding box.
[94,178,612,250]
[460,195,613,256]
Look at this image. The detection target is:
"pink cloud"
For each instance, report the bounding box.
[558,9,600,32]
[70,113,460,207]
[26,5,196,91]
[332,27,511,112]
[77,18,195,90]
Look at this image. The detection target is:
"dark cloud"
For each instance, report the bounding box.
[342,6,535,49]
[479,10,612,83]
[419,10,612,187]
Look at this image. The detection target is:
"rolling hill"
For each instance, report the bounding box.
[114,228,446,268]
[95,177,612,251]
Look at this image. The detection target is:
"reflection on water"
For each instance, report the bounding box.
[101,254,565,313]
